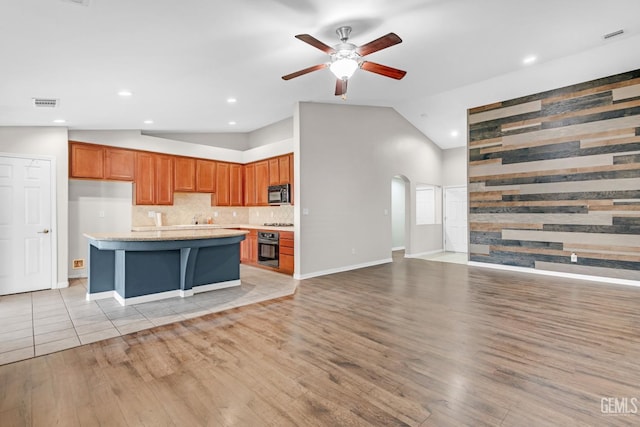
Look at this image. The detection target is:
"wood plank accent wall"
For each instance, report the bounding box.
[468,68,640,281]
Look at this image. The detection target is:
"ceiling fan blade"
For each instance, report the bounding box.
[295,34,336,54]
[282,63,327,80]
[356,33,402,56]
[360,61,407,80]
[335,78,347,96]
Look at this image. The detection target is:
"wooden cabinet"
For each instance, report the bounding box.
[196,159,216,192]
[241,154,293,206]
[230,163,243,206]
[255,160,269,206]
[279,231,294,274]
[134,152,155,205]
[279,154,291,185]
[214,162,230,206]
[240,229,257,263]
[268,155,292,186]
[71,142,293,207]
[244,163,256,206]
[104,147,135,181]
[240,228,293,275]
[268,158,280,185]
[134,152,174,205]
[69,142,104,179]
[70,142,135,181]
[155,154,174,205]
[174,157,196,192]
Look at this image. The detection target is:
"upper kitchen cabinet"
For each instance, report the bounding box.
[69,142,104,179]
[196,159,216,193]
[155,155,174,205]
[70,142,135,181]
[279,154,291,185]
[214,162,230,206]
[230,163,243,206]
[213,162,243,206]
[244,163,256,206]
[268,158,280,185]
[174,156,196,192]
[104,147,135,181]
[255,160,269,206]
[134,152,174,205]
[268,154,291,185]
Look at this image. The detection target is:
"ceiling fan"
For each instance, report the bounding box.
[282,26,407,98]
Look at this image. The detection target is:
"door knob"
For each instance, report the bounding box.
[38,229,50,234]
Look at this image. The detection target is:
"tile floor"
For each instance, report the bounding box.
[0,265,298,366]
[418,251,469,265]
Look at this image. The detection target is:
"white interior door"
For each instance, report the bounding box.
[444,186,468,253]
[0,156,53,295]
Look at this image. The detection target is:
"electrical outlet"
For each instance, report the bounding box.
[232,211,237,217]
[72,259,85,269]
[213,211,218,217]
[571,253,578,263]
[99,210,105,218]
[351,248,356,255]
[148,211,155,218]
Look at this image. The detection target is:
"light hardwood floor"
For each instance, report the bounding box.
[1,253,639,426]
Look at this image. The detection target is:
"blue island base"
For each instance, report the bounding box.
[85,235,245,306]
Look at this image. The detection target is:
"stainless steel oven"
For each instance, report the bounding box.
[257,231,279,268]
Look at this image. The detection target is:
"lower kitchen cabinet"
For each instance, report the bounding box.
[279,231,294,274]
[239,228,293,275]
[240,229,257,263]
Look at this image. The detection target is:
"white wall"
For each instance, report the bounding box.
[442,147,467,187]
[68,180,132,278]
[142,132,250,151]
[295,102,443,278]
[391,177,406,250]
[248,117,293,149]
[0,127,69,287]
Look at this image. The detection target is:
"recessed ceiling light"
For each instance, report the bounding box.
[143,120,154,124]
[228,121,236,125]
[523,55,537,65]
[118,90,133,97]
[52,119,66,124]
[227,98,237,104]
[450,130,459,137]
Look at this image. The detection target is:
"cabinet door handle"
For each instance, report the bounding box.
[38,229,50,234]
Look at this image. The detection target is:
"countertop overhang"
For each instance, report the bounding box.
[84,228,249,242]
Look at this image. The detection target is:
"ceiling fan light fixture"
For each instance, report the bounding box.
[330,58,358,80]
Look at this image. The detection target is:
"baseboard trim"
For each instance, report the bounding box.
[86,279,244,306]
[392,246,405,251]
[295,258,393,280]
[467,261,640,288]
[405,249,443,258]
[86,290,115,301]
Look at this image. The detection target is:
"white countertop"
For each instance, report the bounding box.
[84,228,249,242]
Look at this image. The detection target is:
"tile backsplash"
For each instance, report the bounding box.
[132,192,293,227]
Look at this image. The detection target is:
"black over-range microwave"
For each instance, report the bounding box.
[268,184,291,205]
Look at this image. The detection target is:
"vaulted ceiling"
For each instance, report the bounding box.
[2,0,640,149]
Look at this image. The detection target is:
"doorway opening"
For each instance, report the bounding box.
[391,175,410,257]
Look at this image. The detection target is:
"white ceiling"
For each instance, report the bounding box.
[2,0,640,150]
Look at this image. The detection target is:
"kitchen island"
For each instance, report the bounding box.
[84,229,248,306]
